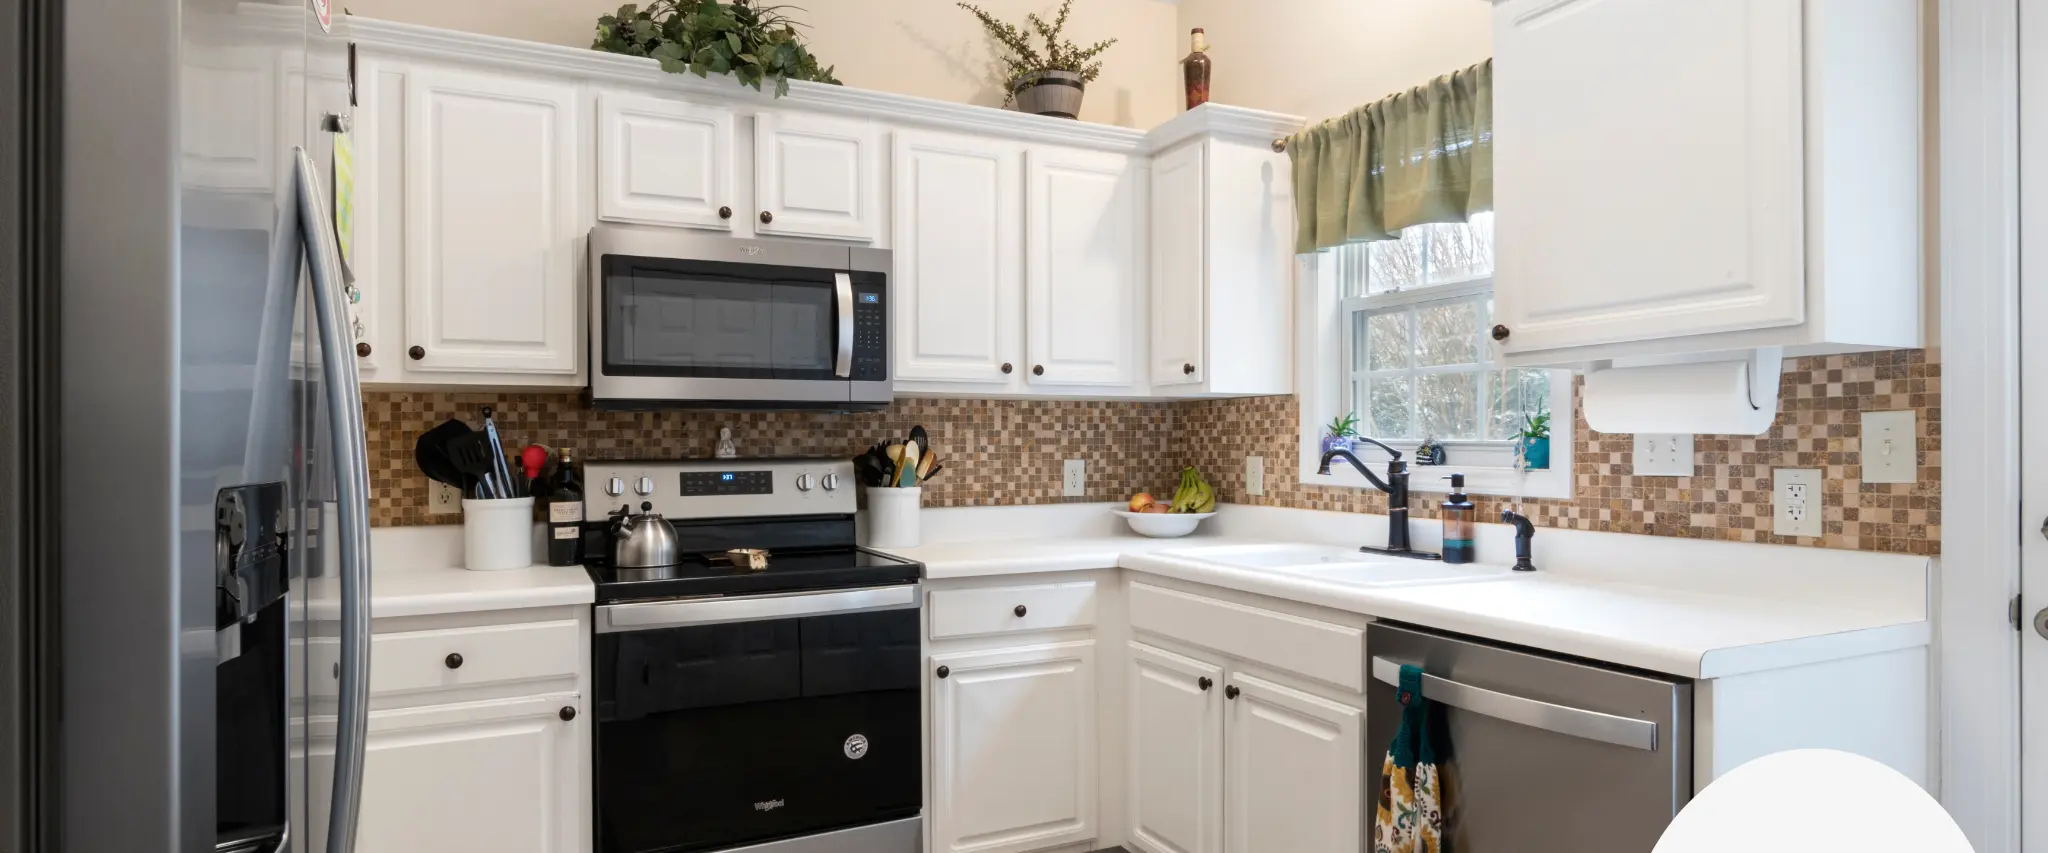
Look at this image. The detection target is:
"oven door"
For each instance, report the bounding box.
[593,585,923,853]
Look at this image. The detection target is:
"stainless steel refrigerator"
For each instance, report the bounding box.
[14,0,375,849]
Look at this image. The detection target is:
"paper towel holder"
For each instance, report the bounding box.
[1582,346,1785,436]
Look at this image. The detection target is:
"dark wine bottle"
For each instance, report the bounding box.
[547,449,584,566]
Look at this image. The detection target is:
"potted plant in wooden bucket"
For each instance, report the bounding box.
[957,0,1116,119]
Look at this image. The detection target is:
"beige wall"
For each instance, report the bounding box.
[343,0,1182,127]
[1173,0,1493,123]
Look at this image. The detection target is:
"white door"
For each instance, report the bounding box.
[2022,1,2048,848]
[891,130,1023,386]
[1490,0,1805,355]
[310,694,587,853]
[930,641,1098,853]
[1126,642,1223,853]
[754,111,879,241]
[1150,142,1206,387]
[596,92,736,230]
[1025,147,1141,387]
[403,66,581,375]
[1224,673,1364,853]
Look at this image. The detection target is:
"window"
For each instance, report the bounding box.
[1299,212,1573,497]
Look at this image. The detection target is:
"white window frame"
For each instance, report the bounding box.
[1296,248,1573,500]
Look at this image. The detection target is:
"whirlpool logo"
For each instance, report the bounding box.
[754,799,785,812]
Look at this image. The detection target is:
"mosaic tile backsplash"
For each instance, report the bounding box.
[365,349,1939,556]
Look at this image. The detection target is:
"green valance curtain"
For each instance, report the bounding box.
[1285,59,1493,253]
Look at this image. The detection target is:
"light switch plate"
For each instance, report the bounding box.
[1632,433,1695,477]
[1773,468,1823,537]
[1861,410,1917,484]
[1063,459,1086,497]
[429,480,462,515]
[1245,455,1265,496]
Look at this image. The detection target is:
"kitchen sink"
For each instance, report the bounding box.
[1155,543,1509,587]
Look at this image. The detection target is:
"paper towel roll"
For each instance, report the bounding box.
[1581,348,1783,435]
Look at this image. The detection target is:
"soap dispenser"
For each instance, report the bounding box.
[1440,474,1475,564]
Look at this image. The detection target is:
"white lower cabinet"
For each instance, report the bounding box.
[1126,642,1224,853]
[1223,673,1364,853]
[351,695,586,853]
[929,640,1100,853]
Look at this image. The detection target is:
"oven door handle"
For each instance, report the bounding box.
[598,583,918,633]
[834,272,854,378]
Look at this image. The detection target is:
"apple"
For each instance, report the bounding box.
[1128,493,1155,512]
[1143,503,1172,514]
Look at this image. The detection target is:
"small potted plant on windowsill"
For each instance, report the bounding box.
[1322,413,1360,457]
[957,0,1116,119]
[1516,409,1552,471]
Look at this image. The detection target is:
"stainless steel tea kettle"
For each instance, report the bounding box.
[609,501,679,568]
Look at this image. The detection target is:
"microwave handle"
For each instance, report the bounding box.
[834,272,854,378]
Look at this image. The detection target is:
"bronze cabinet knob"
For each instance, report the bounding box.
[718,206,733,219]
[936,665,950,679]
[1032,365,1045,376]
[1491,324,1511,341]
[408,345,426,360]
[444,653,463,669]
[355,342,372,358]
[559,706,577,721]
[1013,605,1027,617]
[1198,676,1213,691]
[1183,363,1196,375]
[1224,684,1240,699]
[1001,363,1013,374]
[759,210,774,224]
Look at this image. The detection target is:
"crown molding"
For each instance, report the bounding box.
[1142,103,1307,152]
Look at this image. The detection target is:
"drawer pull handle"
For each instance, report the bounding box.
[559,706,577,721]
[1198,676,1213,691]
[1224,684,1240,700]
[444,653,463,670]
[936,665,950,679]
[1013,604,1028,617]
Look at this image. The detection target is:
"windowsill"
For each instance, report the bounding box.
[1300,459,1572,499]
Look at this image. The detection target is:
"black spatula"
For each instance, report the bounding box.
[415,418,473,490]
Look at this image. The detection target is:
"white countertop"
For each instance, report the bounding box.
[880,503,1931,680]
[313,525,595,620]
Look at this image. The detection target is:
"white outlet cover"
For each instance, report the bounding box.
[1632,433,1695,477]
[1772,468,1823,537]
[1063,459,1085,497]
[1245,455,1265,496]
[1861,410,1917,484]
[429,480,463,515]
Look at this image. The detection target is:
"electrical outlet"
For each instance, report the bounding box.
[1063,459,1086,497]
[1861,410,1917,484]
[429,479,463,515]
[1773,468,1823,537]
[1245,455,1265,496]
[1632,433,1695,477]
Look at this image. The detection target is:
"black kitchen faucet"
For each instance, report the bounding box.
[1317,438,1442,561]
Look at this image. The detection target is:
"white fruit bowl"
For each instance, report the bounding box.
[1114,510,1217,538]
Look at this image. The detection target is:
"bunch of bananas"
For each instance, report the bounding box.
[1169,466,1216,514]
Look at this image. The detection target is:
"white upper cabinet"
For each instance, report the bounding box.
[1491,0,1922,364]
[403,66,582,375]
[1127,642,1224,853]
[1149,142,1207,389]
[596,92,736,231]
[1026,148,1143,387]
[754,111,881,242]
[1223,672,1364,853]
[930,641,1099,853]
[891,131,1023,386]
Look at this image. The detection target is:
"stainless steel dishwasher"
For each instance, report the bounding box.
[1366,623,1693,852]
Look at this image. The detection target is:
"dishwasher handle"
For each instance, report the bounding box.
[1371,656,1659,752]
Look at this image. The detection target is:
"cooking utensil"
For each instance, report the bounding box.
[916,447,938,481]
[897,443,920,488]
[923,463,943,482]
[415,418,472,488]
[610,501,680,568]
[521,444,550,484]
[479,406,515,496]
[725,548,770,571]
[446,432,504,499]
[855,447,892,487]
[885,443,907,485]
[909,425,929,461]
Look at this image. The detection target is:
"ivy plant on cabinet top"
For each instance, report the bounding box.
[592,0,840,97]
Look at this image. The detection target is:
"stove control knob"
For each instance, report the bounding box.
[795,473,815,492]
[605,477,625,497]
[634,476,656,496]
[820,473,840,492]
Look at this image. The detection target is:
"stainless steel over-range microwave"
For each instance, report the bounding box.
[588,226,891,410]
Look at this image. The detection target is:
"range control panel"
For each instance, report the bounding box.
[585,458,857,521]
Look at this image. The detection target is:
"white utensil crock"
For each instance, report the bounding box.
[463,497,534,571]
[864,486,922,550]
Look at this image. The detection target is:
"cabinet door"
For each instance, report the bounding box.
[930,641,1098,853]
[1150,142,1207,387]
[596,92,736,230]
[1026,147,1142,387]
[1126,642,1223,853]
[403,67,581,374]
[1491,0,1804,355]
[754,111,879,241]
[310,694,587,853]
[891,131,1023,385]
[1224,673,1363,853]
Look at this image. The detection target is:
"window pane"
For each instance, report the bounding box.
[1334,244,1373,299]
[1414,300,1479,367]
[1486,369,1553,440]
[1365,312,1410,371]
[1368,228,1424,293]
[1425,211,1494,284]
[1417,371,1481,440]
[1368,375,1413,439]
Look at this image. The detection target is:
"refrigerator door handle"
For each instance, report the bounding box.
[1370,656,1659,751]
[293,146,373,853]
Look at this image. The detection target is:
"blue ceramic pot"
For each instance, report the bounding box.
[1320,434,1354,456]
[1520,436,1551,470]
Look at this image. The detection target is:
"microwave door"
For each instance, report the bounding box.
[596,262,850,406]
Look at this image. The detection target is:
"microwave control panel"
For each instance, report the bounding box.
[852,281,887,382]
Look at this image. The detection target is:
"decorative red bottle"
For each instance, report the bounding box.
[1182,28,1211,110]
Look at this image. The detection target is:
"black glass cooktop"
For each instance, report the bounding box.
[585,546,922,604]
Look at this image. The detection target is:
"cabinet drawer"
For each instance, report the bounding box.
[929,581,1097,640]
[1129,583,1363,693]
[353,619,581,697]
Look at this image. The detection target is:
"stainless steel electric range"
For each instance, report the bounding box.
[582,458,923,853]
